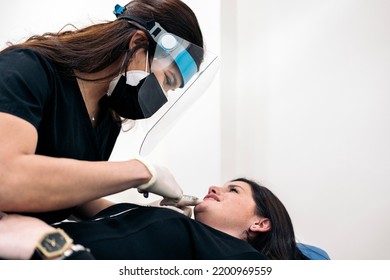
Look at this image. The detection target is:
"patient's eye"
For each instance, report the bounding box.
[229,186,239,193]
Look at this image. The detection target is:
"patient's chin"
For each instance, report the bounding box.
[193,200,215,217]
[193,202,207,216]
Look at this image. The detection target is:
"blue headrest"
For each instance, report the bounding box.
[297,243,331,260]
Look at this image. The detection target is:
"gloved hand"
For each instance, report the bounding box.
[147,195,201,217]
[134,157,183,202]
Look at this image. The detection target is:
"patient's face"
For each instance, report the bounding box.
[194,181,259,239]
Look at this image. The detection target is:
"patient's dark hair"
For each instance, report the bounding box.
[232,178,309,260]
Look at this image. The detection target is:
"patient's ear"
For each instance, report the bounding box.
[249,218,271,233]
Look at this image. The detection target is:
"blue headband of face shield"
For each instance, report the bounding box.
[113,4,198,87]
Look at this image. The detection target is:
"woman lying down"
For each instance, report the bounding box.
[0,178,309,260]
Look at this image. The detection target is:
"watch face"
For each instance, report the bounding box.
[36,229,73,259]
[42,232,68,253]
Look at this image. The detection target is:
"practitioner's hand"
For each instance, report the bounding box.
[147,195,201,217]
[135,157,183,202]
[0,213,54,259]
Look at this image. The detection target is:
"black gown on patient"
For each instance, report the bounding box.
[57,203,267,260]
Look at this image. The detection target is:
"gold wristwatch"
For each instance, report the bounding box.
[34,228,73,260]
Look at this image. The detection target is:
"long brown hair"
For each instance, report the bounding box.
[233,178,309,260]
[1,0,204,81]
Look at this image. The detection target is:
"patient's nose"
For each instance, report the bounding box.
[208,186,221,194]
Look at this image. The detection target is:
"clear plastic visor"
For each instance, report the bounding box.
[115,41,219,156]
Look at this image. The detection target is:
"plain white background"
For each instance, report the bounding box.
[1,0,389,260]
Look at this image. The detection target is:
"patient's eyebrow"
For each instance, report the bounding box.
[227,184,246,192]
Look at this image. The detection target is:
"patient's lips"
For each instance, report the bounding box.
[204,194,219,202]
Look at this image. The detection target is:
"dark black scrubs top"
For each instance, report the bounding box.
[57,203,268,260]
[0,48,121,223]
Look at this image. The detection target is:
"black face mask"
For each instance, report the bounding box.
[107,74,168,120]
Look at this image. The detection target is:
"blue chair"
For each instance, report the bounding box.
[297,243,331,260]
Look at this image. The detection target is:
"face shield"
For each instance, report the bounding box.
[113,5,220,155]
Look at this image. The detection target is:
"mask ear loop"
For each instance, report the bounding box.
[121,48,134,80]
[114,49,129,77]
[145,49,149,73]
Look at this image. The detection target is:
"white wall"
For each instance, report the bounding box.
[222,0,390,259]
[0,0,115,47]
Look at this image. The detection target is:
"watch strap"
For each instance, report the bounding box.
[31,249,43,260]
